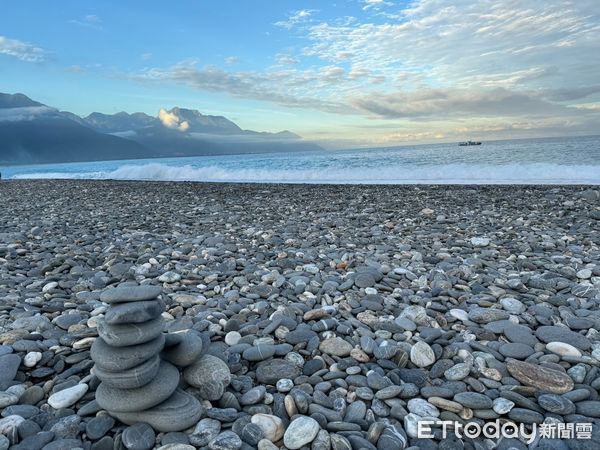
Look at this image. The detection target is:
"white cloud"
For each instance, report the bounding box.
[70,14,103,29]
[275,9,317,29]
[0,35,46,62]
[158,108,190,131]
[362,0,393,10]
[0,106,54,121]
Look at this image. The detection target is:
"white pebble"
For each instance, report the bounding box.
[24,351,42,367]
[225,331,242,346]
[48,384,88,409]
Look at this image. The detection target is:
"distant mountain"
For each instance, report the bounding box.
[0,92,322,165]
[0,93,44,109]
[84,111,157,133]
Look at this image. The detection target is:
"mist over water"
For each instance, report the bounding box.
[5,135,600,184]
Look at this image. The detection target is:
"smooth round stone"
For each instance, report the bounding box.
[0,354,21,388]
[100,285,162,304]
[161,331,203,368]
[537,394,575,415]
[190,418,221,447]
[535,326,591,350]
[499,343,534,359]
[122,422,156,450]
[504,324,538,347]
[242,423,265,446]
[546,342,582,358]
[283,416,320,449]
[251,414,284,442]
[48,384,88,409]
[241,386,266,405]
[506,359,574,394]
[507,408,544,424]
[225,332,241,346]
[468,307,509,324]
[97,361,179,412]
[449,309,468,322]
[276,379,293,392]
[256,359,300,385]
[208,430,242,450]
[407,398,439,417]
[97,317,164,347]
[243,345,276,362]
[113,389,204,432]
[499,297,525,313]
[23,351,42,368]
[0,392,18,408]
[86,415,115,440]
[575,401,600,418]
[410,341,436,368]
[454,392,492,409]
[444,363,471,381]
[183,355,231,401]
[94,355,160,389]
[91,334,165,371]
[492,398,514,414]
[319,337,353,357]
[105,299,164,325]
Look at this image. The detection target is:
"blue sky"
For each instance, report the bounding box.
[1,0,599,147]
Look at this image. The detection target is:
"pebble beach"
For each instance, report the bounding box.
[1,179,600,450]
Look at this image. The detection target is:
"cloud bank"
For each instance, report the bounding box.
[0,35,46,62]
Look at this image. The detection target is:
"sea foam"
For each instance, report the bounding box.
[12,162,600,184]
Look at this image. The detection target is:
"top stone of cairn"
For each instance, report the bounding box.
[100,285,163,304]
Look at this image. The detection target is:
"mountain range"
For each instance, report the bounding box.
[0,93,322,165]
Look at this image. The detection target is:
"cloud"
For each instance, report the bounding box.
[0,106,54,122]
[65,65,85,73]
[0,35,46,62]
[70,14,103,29]
[225,56,239,64]
[131,61,347,114]
[350,87,583,119]
[362,0,393,10]
[275,9,317,29]
[158,108,190,131]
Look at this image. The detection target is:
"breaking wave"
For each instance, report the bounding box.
[12,162,600,184]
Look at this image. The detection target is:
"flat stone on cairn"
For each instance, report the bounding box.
[92,285,203,432]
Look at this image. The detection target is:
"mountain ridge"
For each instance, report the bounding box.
[0,93,322,165]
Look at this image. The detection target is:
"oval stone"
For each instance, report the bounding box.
[104,299,164,325]
[112,389,203,432]
[91,334,165,371]
[100,285,162,304]
[94,354,161,389]
[506,358,574,394]
[97,317,164,347]
[96,361,179,412]
[183,355,231,401]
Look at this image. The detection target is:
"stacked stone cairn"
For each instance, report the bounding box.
[91,284,211,432]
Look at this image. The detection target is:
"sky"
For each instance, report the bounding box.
[1,0,599,148]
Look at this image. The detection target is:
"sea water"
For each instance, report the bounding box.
[4,135,599,184]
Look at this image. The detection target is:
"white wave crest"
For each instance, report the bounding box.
[11,162,600,184]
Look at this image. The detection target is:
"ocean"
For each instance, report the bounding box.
[3,135,599,184]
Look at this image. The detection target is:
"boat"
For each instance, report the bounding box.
[459,141,482,146]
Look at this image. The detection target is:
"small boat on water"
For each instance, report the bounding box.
[459,141,482,146]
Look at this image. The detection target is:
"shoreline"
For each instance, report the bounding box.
[1,181,599,449]
[3,179,600,187]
